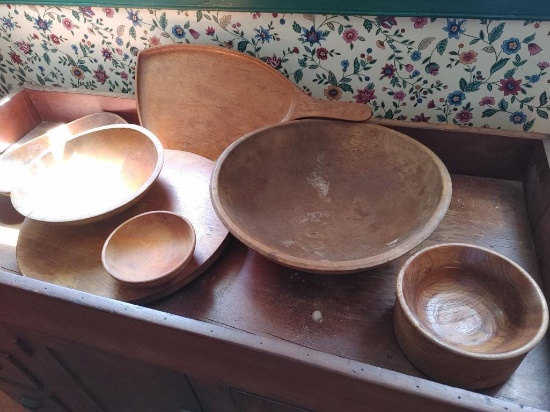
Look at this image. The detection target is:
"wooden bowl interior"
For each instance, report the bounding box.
[11,125,162,224]
[400,244,547,355]
[213,120,451,273]
[102,211,196,287]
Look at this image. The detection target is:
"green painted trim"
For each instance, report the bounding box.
[5,0,550,21]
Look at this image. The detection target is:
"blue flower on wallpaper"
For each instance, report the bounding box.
[172,25,186,39]
[1,17,14,30]
[501,38,521,55]
[509,111,527,124]
[411,70,420,77]
[71,44,78,53]
[411,51,422,61]
[116,37,124,46]
[301,26,326,46]
[127,10,143,27]
[447,90,466,106]
[254,26,272,44]
[33,16,51,32]
[528,74,540,83]
[443,18,466,39]
[341,59,349,71]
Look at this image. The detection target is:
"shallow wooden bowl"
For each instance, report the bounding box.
[0,112,127,196]
[11,124,163,225]
[102,211,196,288]
[211,119,452,273]
[394,243,549,389]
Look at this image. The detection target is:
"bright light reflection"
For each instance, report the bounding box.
[47,124,72,162]
[0,96,11,107]
[0,226,19,247]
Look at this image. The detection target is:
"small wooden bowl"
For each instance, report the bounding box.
[394,243,549,389]
[102,211,196,287]
[11,124,163,225]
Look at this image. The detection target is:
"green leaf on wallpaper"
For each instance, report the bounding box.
[294,69,303,84]
[196,10,203,23]
[464,81,482,92]
[159,12,167,30]
[537,108,549,119]
[459,78,467,92]
[327,22,335,31]
[523,119,535,131]
[482,45,496,53]
[489,58,509,75]
[482,108,499,117]
[470,38,480,45]
[130,26,136,40]
[237,41,247,52]
[338,25,344,35]
[363,19,372,32]
[479,30,485,41]
[37,75,45,85]
[43,53,51,66]
[424,62,439,74]
[523,33,536,43]
[292,22,301,34]
[328,71,337,86]
[436,114,446,122]
[24,12,33,22]
[498,98,508,111]
[540,91,548,106]
[353,57,360,74]
[436,39,447,55]
[385,109,394,119]
[72,10,80,21]
[418,37,436,51]
[340,84,352,93]
[503,68,516,79]
[488,23,505,44]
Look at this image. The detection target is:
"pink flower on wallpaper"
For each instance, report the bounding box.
[189,29,200,39]
[316,47,329,60]
[93,68,109,85]
[537,61,550,69]
[265,54,281,69]
[206,26,215,36]
[381,63,396,78]
[50,34,60,45]
[102,7,114,18]
[120,71,128,80]
[252,12,261,20]
[393,90,406,101]
[410,17,429,29]
[459,50,478,65]
[479,96,495,106]
[412,113,431,122]
[498,77,522,96]
[528,43,542,56]
[62,18,73,30]
[342,28,359,44]
[149,36,161,46]
[9,51,22,64]
[427,100,436,109]
[455,110,473,123]
[16,41,31,54]
[353,86,376,104]
[376,40,385,50]
[405,64,414,72]
[324,86,342,101]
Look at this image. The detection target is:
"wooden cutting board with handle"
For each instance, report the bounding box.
[136,44,372,160]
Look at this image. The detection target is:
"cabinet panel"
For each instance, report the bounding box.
[231,389,311,412]
[0,352,42,389]
[0,378,69,411]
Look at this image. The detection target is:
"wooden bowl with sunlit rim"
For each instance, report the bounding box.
[102,211,196,288]
[211,119,452,274]
[394,243,549,390]
[10,124,163,225]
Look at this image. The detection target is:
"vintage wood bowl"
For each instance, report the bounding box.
[211,119,452,273]
[0,112,127,196]
[102,211,196,288]
[10,124,163,225]
[394,243,549,389]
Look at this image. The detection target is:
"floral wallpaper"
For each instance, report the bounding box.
[1,4,550,132]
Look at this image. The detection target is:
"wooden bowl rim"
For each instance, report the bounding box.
[11,124,164,224]
[211,119,453,273]
[101,210,196,286]
[395,242,549,360]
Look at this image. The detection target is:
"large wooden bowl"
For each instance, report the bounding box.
[11,124,163,225]
[211,119,452,273]
[394,243,549,389]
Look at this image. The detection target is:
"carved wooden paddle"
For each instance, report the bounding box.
[136,44,372,160]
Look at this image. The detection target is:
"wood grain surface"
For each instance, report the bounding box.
[153,174,550,410]
[211,119,452,273]
[136,44,372,160]
[16,150,229,303]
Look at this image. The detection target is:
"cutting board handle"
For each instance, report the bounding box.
[288,93,372,122]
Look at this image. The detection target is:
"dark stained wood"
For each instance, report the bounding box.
[212,120,452,273]
[0,89,42,154]
[371,119,541,181]
[0,389,27,412]
[137,45,371,160]
[16,150,229,303]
